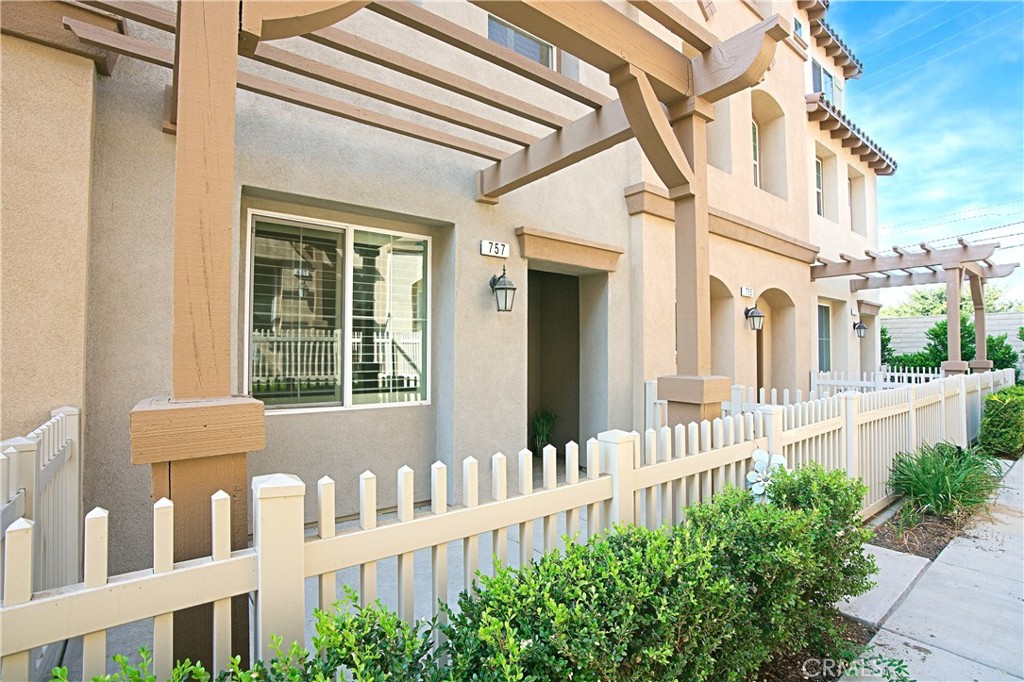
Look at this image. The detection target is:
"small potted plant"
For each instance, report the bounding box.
[531,409,558,455]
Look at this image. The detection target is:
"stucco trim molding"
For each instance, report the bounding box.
[857,300,883,317]
[0,1,125,75]
[623,183,820,264]
[515,226,624,273]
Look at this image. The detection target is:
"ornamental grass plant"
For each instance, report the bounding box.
[888,441,1002,518]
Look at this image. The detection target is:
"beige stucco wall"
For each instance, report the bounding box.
[0,35,94,440]
[78,10,637,571]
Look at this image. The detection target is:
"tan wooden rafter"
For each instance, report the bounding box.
[477,14,788,201]
[64,19,509,160]
[370,1,610,108]
[850,262,1018,292]
[812,242,999,279]
[627,0,717,51]
[239,1,371,52]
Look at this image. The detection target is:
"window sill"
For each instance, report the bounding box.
[264,400,432,416]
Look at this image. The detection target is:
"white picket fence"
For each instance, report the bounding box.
[0,370,1015,681]
[810,366,942,394]
[1,407,82,681]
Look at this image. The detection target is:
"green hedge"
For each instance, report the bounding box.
[979,387,1024,458]
[53,466,877,682]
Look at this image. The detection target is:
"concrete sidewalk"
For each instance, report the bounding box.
[844,460,1024,682]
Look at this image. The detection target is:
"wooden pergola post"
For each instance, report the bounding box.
[940,265,969,375]
[660,99,732,425]
[129,0,262,668]
[968,274,993,372]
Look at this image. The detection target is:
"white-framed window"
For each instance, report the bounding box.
[815,157,824,217]
[752,121,761,188]
[246,211,429,410]
[817,304,831,372]
[811,60,835,105]
[487,15,579,79]
[793,18,804,40]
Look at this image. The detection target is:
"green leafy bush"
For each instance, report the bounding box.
[889,442,1002,517]
[767,466,876,648]
[441,523,748,682]
[979,387,1024,458]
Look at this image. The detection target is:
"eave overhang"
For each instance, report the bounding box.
[810,18,862,79]
[806,93,896,176]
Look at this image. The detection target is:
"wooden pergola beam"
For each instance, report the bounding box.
[305,28,572,129]
[240,1,370,52]
[251,42,538,146]
[690,15,789,103]
[812,242,999,279]
[849,262,1018,291]
[469,0,693,102]
[627,0,716,51]
[478,100,632,200]
[370,1,611,108]
[64,19,508,160]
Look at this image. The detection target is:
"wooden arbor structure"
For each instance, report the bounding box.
[65,0,790,665]
[812,240,1019,373]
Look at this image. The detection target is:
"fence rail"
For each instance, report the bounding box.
[0,370,1015,681]
[810,366,942,395]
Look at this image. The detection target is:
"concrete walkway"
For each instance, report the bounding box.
[843,460,1024,682]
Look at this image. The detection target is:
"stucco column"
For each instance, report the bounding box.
[940,265,969,375]
[656,99,730,425]
[969,275,993,372]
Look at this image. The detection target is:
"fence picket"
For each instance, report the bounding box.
[463,458,479,592]
[518,450,533,566]
[491,454,508,566]
[358,471,377,607]
[82,508,109,680]
[585,439,600,540]
[565,442,580,541]
[396,466,415,623]
[2,519,33,681]
[211,490,232,672]
[431,462,448,629]
[542,447,558,551]
[152,499,174,680]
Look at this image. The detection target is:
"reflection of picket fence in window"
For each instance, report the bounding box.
[372,331,421,390]
[251,329,344,387]
[0,370,1015,680]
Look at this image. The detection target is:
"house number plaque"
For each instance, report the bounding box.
[480,240,510,258]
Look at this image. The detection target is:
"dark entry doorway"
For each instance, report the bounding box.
[527,270,580,453]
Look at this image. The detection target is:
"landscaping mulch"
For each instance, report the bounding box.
[868,511,966,560]
[757,613,876,682]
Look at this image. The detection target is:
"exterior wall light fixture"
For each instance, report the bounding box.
[489,266,517,312]
[744,306,765,331]
[853,321,867,339]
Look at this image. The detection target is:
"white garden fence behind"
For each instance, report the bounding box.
[1,407,82,682]
[0,370,1015,681]
[810,366,941,395]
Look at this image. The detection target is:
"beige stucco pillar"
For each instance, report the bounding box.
[968,275,993,372]
[940,265,969,375]
[0,36,93,440]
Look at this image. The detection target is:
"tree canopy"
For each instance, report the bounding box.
[885,284,1023,318]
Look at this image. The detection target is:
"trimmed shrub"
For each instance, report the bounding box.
[440,523,749,682]
[979,387,1024,458]
[889,442,1002,517]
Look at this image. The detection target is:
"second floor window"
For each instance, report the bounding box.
[811,60,835,105]
[488,16,553,68]
[793,18,804,40]
[815,157,824,217]
[752,121,761,188]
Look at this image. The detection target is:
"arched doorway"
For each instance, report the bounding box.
[755,288,797,392]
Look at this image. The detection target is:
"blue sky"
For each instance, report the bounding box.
[825,0,1024,307]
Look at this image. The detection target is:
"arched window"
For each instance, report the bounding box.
[750,90,788,199]
[751,121,761,188]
